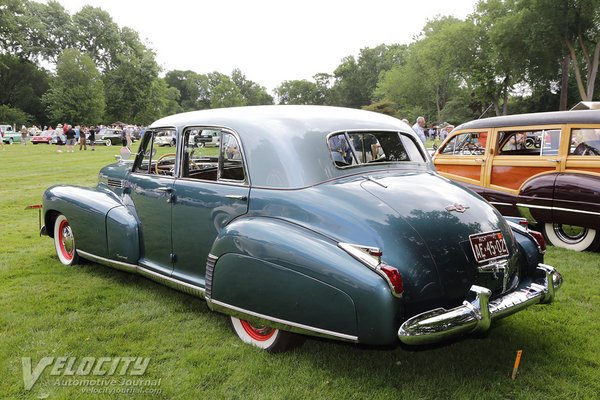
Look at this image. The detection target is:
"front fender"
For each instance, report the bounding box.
[43,185,139,263]
[207,216,402,345]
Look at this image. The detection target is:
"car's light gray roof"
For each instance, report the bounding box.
[150,105,427,189]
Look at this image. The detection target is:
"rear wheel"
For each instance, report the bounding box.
[542,222,600,252]
[105,139,112,146]
[53,214,80,265]
[230,317,302,352]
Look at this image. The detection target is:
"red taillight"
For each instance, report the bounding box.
[528,229,546,251]
[379,265,404,296]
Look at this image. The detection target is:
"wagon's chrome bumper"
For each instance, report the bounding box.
[398,264,562,345]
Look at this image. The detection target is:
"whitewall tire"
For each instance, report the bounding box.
[53,214,80,265]
[543,222,600,252]
[230,317,300,352]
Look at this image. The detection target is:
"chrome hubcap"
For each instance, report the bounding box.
[553,224,587,244]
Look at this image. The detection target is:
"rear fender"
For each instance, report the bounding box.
[206,217,401,345]
[43,185,139,262]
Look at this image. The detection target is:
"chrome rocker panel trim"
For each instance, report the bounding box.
[77,250,206,299]
[397,264,562,345]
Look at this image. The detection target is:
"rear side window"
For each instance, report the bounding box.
[328,131,424,167]
[497,129,560,155]
[570,128,600,156]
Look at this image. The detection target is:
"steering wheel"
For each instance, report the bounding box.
[155,153,176,175]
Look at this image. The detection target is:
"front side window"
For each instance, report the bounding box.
[439,132,487,155]
[328,131,424,167]
[570,128,600,156]
[133,128,177,175]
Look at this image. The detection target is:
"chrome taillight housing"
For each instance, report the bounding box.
[338,243,403,298]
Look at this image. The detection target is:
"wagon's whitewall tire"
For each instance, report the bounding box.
[53,214,80,265]
[105,139,112,146]
[542,222,600,252]
[230,317,300,352]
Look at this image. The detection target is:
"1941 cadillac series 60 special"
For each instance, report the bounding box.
[41,106,562,351]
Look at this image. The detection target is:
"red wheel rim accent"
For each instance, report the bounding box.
[240,320,276,341]
[58,219,73,261]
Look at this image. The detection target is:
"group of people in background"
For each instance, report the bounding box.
[406,116,454,147]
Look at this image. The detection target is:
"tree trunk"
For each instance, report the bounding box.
[559,54,570,111]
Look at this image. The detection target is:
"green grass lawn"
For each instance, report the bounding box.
[1,143,599,399]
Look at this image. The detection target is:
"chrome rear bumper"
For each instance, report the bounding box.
[398,264,562,345]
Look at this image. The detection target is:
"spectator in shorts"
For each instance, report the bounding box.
[65,125,76,153]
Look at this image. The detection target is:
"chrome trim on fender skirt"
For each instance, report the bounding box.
[208,298,359,343]
[398,264,562,345]
[77,250,205,299]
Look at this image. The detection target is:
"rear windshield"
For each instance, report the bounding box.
[327,131,424,167]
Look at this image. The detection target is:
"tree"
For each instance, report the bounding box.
[329,44,407,108]
[42,49,105,124]
[231,69,273,105]
[72,5,122,72]
[0,54,50,125]
[209,73,246,109]
[274,80,324,105]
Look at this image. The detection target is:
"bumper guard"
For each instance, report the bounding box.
[398,264,562,345]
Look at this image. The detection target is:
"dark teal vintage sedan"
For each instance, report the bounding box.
[41,106,562,351]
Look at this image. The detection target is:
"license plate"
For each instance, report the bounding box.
[469,231,509,263]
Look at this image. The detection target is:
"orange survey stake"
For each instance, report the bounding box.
[511,350,523,380]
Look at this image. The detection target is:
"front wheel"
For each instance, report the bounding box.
[230,317,302,352]
[53,214,80,265]
[542,222,600,252]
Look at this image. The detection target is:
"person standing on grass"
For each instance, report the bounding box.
[65,124,76,153]
[88,126,96,151]
[0,126,4,150]
[20,125,27,145]
[79,126,88,150]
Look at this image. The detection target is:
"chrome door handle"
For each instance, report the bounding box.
[226,195,247,201]
[475,158,485,163]
[157,187,174,203]
[547,159,560,163]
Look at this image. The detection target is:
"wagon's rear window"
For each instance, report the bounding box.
[328,131,424,167]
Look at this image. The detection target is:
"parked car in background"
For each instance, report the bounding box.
[433,109,600,251]
[93,128,122,146]
[194,129,220,147]
[50,132,66,145]
[40,105,561,352]
[31,130,55,144]
[1,124,21,144]
[154,129,176,146]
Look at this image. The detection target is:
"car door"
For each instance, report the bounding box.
[433,129,490,193]
[482,126,562,218]
[170,129,250,287]
[128,128,178,276]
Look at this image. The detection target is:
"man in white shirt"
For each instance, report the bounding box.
[412,116,427,144]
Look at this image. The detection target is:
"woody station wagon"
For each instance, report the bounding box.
[40,105,561,351]
[434,109,600,252]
